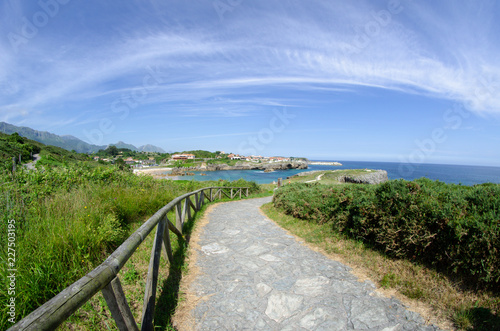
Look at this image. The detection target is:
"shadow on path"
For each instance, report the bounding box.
[152,208,198,330]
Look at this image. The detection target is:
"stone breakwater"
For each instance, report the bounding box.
[171,161,308,175]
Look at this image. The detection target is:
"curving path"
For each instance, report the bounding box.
[305,173,325,183]
[189,197,440,330]
[24,153,40,170]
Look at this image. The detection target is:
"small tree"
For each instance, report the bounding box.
[115,157,129,170]
[105,145,119,156]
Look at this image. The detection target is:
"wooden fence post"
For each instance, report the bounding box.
[182,198,190,224]
[175,203,182,233]
[141,218,166,331]
[162,216,174,264]
[101,277,139,331]
[200,190,205,207]
[195,192,200,210]
[188,196,197,212]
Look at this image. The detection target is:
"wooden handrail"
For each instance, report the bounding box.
[9,186,249,331]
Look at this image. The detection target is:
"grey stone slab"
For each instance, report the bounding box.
[243,244,270,256]
[265,292,304,322]
[300,307,348,330]
[294,276,330,296]
[256,282,272,297]
[200,242,229,255]
[271,276,296,291]
[349,297,390,329]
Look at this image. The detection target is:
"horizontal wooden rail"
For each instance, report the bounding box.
[9,186,249,331]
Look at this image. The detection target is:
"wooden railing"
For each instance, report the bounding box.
[9,187,249,331]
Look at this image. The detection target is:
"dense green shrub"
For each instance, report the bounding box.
[273,179,500,287]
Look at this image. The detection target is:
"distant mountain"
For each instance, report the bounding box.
[0,122,166,154]
[139,144,166,153]
[0,122,104,153]
[113,141,138,151]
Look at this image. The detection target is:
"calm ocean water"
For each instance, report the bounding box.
[163,161,500,186]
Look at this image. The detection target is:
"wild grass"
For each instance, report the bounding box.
[262,201,500,330]
[0,160,262,330]
[60,205,207,330]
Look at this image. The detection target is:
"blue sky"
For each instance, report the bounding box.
[1,0,500,166]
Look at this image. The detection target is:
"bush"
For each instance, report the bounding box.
[273,179,500,287]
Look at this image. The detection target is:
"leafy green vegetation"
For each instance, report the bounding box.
[206,158,243,166]
[0,132,41,168]
[94,145,168,163]
[0,134,263,329]
[274,179,500,287]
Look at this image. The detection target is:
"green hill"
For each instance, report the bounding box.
[0,131,89,170]
[0,122,166,154]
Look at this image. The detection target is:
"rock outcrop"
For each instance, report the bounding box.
[289,169,389,185]
[337,170,388,185]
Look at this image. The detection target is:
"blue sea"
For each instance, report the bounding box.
[163,161,500,186]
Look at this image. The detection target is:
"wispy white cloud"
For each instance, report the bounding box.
[1,0,499,130]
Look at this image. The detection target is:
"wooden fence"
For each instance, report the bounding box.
[9,186,249,331]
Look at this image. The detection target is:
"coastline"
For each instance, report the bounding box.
[130,162,500,186]
[308,161,342,166]
[133,167,173,178]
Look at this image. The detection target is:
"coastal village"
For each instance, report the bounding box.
[91,149,297,168]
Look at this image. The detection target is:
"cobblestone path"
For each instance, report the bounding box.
[189,197,440,330]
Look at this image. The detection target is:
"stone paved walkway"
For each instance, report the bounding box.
[190,197,440,330]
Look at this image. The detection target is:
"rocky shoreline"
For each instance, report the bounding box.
[337,170,388,184]
[171,160,308,175]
